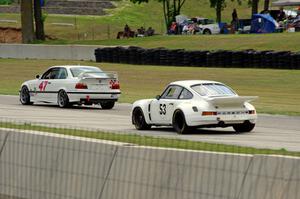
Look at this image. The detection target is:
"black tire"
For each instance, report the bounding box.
[100,101,115,109]
[203,29,211,35]
[57,90,70,108]
[233,122,255,133]
[20,86,33,105]
[172,110,190,134]
[132,108,151,130]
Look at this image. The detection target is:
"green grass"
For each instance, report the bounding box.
[0,0,264,40]
[1,122,299,156]
[42,33,300,52]
[1,58,300,116]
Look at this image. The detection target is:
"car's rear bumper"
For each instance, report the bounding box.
[187,114,257,127]
[68,92,120,104]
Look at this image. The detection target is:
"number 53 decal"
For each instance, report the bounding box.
[39,81,48,91]
[159,104,167,115]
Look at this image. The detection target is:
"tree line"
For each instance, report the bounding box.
[21,0,270,43]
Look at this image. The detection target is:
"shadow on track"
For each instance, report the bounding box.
[147,127,240,135]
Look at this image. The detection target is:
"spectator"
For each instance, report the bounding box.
[124,24,131,34]
[231,9,239,33]
[145,27,155,36]
[137,26,146,37]
[277,7,286,22]
[168,22,177,35]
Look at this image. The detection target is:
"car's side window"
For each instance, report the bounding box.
[41,69,53,79]
[161,86,183,99]
[57,68,68,79]
[179,89,193,99]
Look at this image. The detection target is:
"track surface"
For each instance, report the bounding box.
[0,95,300,151]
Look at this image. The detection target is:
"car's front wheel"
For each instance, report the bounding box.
[20,86,33,105]
[100,101,115,109]
[173,110,190,134]
[132,108,151,130]
[233,121,255,133]
[203,29,212,35]
[57,90,70,108]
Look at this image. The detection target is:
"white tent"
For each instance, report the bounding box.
[272,0,300,6]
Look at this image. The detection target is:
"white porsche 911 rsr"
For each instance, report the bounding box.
[132,80,257,134]
[20,65,121,109]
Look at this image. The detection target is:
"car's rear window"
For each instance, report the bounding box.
[191,83,236,96]
[70,67,102,77]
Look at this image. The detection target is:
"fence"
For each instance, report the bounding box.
[0,119,299,199]
[95,46,300,69]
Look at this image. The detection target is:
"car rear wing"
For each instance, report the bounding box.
[207,96,258,107]
[78,71,118,80]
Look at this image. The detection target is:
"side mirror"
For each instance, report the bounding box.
[156,95,161,100]
[36,75,40,79]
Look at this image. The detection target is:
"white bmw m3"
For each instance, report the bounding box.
[20,65,121,109]
[132,80,257,134]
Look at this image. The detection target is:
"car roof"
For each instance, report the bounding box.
[49,65,100,69]
[170,80,222,87]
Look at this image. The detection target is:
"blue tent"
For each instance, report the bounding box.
[250,14,277,33]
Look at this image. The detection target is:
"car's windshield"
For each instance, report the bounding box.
[191,83,236,96]
[70,67,102,77]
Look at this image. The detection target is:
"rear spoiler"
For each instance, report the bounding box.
[207,96,258,107]
[78,71,118,80]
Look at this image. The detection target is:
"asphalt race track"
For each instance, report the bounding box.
[0,95,299,151]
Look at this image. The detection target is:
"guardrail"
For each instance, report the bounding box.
[0,126,299,199]
[95,46,300,69]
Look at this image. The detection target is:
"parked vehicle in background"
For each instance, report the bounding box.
[193,17,221,34]
[20,65,121,109]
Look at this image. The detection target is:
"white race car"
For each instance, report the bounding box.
[20,65,121,109]
[132,80,257,134]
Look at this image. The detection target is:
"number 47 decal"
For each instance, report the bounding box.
[39,81,48,91]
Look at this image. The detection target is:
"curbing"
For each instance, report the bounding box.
[0,129,299,199]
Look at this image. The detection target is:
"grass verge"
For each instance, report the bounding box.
[1,122,299,156]
[42,33,300,52]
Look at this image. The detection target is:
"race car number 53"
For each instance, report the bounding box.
[159,104,167,115]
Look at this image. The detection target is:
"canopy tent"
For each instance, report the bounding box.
[272,0,300,6]
[250,14,279,33]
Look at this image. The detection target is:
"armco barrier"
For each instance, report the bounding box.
[0,128,299,199]
[0,44,105,61]
[95,47,300,69]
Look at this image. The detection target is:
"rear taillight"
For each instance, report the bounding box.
[110,80,120,89]
[202,111,217,116]
[75,83,88,89]
[248,110,256,114]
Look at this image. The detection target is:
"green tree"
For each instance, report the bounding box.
[210,0,242,23]
[209,0,226,23]
[21,0,35,43]
[130,0,187,31]
[34,0,45,40]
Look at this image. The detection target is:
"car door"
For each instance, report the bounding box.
[150,85,183,125]
[43,67,68,103]
[35,68,53,101]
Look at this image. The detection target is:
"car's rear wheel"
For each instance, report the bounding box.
[173,110,190,134]
[57,90,70,108]
[132,108,151,130]
[20,86,33,105]
[233,121,255,133]
[100,101,115,109]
